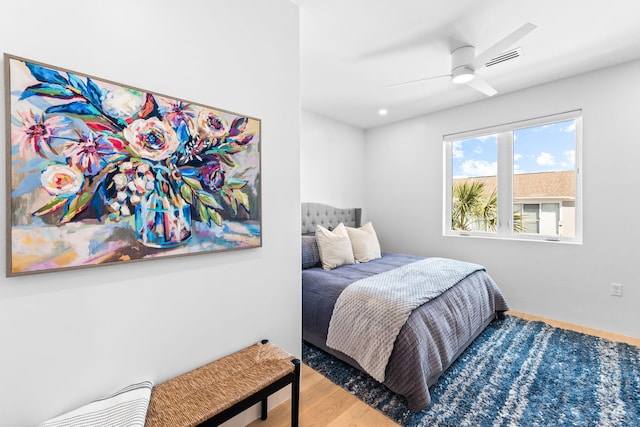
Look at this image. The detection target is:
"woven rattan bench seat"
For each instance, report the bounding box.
[145,341,300,427]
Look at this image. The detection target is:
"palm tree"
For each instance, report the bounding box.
[452,180,496,231]
[512,208,525,233]
[452,180,525,233]
[477,189,497,232]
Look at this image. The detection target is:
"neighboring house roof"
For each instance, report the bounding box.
[453,171,575,200]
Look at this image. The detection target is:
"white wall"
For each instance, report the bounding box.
[365,60,640,339]
[0,1,300,426]
[301,110,367,210]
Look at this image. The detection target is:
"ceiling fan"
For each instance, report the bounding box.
[386,23,537,96]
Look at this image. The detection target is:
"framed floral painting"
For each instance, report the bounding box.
[4,54,261,276]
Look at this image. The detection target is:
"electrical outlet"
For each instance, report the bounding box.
[610,283,623,297]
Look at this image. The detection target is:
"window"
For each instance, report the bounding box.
[514,203,560,234]
[444,110,582,243]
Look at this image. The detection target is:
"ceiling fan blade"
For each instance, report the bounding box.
[471,23,537,70]
[465,74,498,96]
[384,74,451,88]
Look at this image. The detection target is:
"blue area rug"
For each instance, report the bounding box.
[302,315,640,427]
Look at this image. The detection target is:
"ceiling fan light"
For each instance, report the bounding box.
[451,67,475,84]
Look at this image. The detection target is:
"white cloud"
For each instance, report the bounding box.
[476,134,495,142]
[537,152,555,166]
[562,122,576,133]
[460,159,497,177]
[513,163,526,174]
[532,124,553,132]
[560,149,575,168]
[514,153,523,161]
[452,141,464,159]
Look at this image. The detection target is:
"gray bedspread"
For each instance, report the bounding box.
[327,257,484,382]
[302,253,508,411]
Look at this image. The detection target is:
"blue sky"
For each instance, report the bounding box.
[452,120,576,178]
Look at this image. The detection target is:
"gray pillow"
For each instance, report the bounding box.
[301,235,321,269]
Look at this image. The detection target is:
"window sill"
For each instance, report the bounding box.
[443,232,582,245]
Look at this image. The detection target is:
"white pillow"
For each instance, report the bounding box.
[315,223,355,270]
[39,381,153,427]
[345,222,381,263]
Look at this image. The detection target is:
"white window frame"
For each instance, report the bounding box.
[443,110,582,244]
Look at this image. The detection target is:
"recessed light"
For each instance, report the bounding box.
[378,109,388,116]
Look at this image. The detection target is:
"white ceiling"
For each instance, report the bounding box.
[296,0,640,129]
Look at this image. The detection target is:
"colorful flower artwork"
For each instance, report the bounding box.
[5,54,261,276]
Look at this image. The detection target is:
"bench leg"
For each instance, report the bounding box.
[291,359,301,427]
[261,397,268,420]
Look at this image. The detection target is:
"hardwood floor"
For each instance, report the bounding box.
[247,363,399,427]
[248,312,639,427]
[507,311,640,347]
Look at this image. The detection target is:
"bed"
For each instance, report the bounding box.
[301,202,509,411]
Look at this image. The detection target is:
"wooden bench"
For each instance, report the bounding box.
[145,340,300,427]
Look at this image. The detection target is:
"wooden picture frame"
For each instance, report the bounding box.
[5,54,261,276]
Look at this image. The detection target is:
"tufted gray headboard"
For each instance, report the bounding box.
[301,203,362,235]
